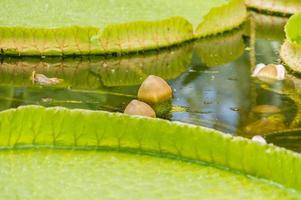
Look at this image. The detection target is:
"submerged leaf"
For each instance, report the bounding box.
[252,105,281,114]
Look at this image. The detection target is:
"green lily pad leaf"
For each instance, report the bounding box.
[246,0,301,15]
[0,0,246,56]
[196,0,246,37]
[0,106,301,199]
[280,13,301,72]
[284,13,301,45]
[281,40,301,72]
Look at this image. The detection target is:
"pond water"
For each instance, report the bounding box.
[1,12,301,152]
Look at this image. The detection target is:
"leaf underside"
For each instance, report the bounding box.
[0,106,301,199]
[245,0,301,15]
[0,0,246,56]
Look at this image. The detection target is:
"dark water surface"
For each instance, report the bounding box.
[1,12,301,152]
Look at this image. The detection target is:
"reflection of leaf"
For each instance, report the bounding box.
[0,58,102,89]
[0,44,192,116]
[193,28,245,67]
[0,85,137,114]
[0,106,300,198]
[0,44,192,88]
[248,12,288,41]
[246,0,301,15]
[95,45,193,86]
[0,0,246,55]
[266,129,301,152]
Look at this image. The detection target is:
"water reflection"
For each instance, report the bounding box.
[172,48,251,134]
[1,12,301,152]
[193,29,245,67]
[266,129,301,152]
[249,11,288,41]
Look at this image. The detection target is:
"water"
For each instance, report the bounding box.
[1,12,300,152]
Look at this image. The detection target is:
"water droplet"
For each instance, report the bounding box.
[252,135,267,144]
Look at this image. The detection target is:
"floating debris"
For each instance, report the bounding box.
[138,75,172,104]
[252,135,267,144]
[41,98,53,103]
[124,100,156,118]
[204,70,219,74]
[230,107,240,112]
[252,105,281,114]
[171,105,187,113]
[31,71,63,86]
[252,63,286,81]
[227,77,237,81]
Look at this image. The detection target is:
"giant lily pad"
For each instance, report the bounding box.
[280,13,301,73]
[0,0,246,56]
[0,106,300,199]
